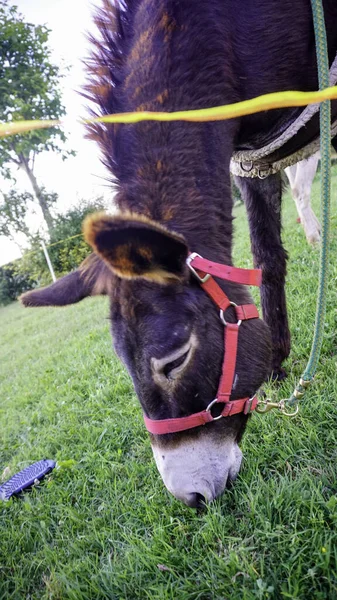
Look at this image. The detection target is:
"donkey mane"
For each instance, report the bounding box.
[84,0,138,184]
[83,0,240,262]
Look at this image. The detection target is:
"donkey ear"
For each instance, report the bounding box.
[20,254,112,307]
[83,212,189,283]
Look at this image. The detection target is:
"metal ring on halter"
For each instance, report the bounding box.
[220,302,242,327]
[206,398,223,420]
[186,252,211,283]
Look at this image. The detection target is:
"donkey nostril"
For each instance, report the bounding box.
[185,492,207,509]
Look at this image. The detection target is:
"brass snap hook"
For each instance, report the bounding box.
[256,398,299,417]
[256,400,280,414]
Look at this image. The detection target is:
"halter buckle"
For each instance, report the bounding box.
[186,252,211,283]
[244,396,256,414]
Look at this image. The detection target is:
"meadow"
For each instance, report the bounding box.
[1,169,337,599]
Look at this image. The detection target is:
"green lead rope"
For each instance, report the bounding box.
[288,0,331,406]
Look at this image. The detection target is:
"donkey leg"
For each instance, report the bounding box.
[234,173,290,379]
[285,153,320,245]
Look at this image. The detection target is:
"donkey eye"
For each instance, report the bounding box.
[151,332,198,386]
[163,350,190,379]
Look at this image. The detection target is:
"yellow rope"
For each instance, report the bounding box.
[45,232,84,249]
[4,233,86,265]
[1,86,337,138]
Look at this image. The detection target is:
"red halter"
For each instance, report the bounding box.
[143,253,262,435]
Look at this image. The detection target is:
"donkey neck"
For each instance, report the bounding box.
[110,0,239,266]
[116,119,236,265]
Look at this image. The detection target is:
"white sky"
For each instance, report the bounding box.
[0,0,112,266]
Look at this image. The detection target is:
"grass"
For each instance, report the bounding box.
[1,168,337,599]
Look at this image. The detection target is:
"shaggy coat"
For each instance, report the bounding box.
[21,0,337,506]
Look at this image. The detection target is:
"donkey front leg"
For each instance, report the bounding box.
[234,173,290,379]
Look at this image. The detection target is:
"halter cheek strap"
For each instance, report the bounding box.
[143,253,261,435]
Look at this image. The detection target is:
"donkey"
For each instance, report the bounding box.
[21,0,337,507]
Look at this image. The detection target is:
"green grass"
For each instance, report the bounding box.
[1,169,337,600]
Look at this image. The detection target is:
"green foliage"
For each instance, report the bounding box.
[0,189,35,242]
[15,197,106,288]
[0,0,74,234]
[47,199,106,274]
[0,0,69,176]
[0,188,58,249]
[0,261,35,305]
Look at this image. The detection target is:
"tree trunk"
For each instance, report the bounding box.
[19,154,54,233]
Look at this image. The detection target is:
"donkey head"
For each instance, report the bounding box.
[21,212,271,507]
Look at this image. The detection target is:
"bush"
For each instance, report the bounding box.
[46,199,106,276]
[0,262,36,305]
[4,197,106,297]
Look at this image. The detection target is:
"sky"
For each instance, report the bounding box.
[0,0,112,266]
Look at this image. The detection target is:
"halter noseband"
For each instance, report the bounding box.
[143,253,262,435]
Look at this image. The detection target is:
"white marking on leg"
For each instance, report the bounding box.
[285,153,320,245]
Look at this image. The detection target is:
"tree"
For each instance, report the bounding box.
[0,189,33,246]
[0,188,58,249]
[0,0,74,233]
[16,197,106,286]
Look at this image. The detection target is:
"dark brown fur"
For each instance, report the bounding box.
[22,0,337,498]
